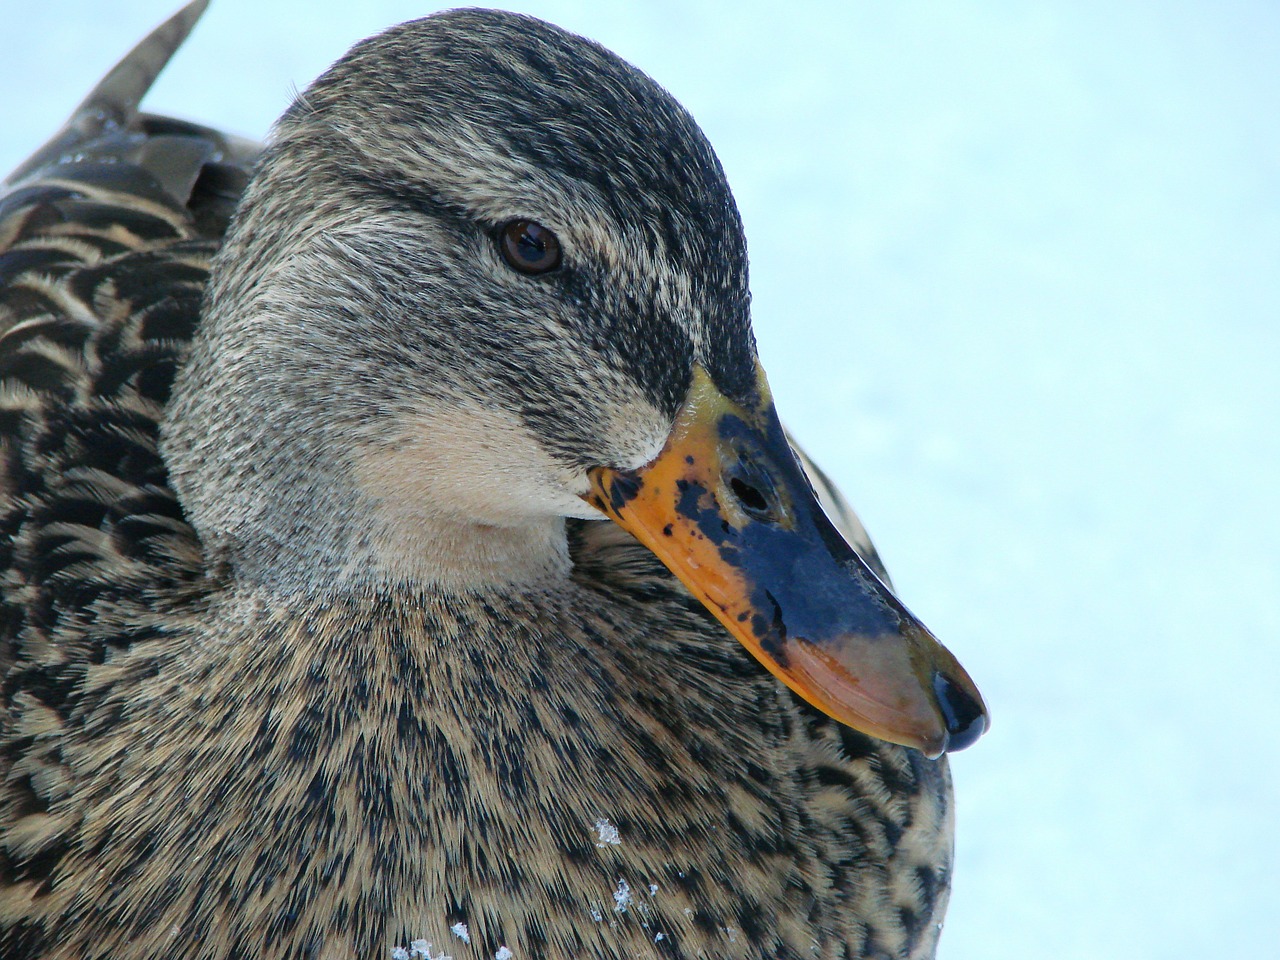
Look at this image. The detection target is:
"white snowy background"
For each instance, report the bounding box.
[3,2,1277,958]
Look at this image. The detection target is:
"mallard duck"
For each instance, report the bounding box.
[0,3,986,959]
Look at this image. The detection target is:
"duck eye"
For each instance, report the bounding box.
[498,219,562,275]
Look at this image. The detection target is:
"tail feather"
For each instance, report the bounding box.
[73,0,210,128]
[4,0,211,187]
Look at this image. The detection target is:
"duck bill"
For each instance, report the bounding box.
[584,365,987,758]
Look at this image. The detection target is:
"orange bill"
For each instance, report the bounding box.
[584,365,987,758]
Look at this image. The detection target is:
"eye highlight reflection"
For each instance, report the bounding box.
[498,219,562,275]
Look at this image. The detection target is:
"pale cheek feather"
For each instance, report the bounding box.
[346,398,669,588]
[348,405,586,588]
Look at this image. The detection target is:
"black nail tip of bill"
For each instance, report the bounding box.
[933,671,988,753]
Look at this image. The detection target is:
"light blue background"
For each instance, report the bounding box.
[4,2,1278,958]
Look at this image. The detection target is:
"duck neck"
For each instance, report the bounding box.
[234,509,575,599]
[161,333,580,597]
[160,264,599,595]
[162,391,578,595]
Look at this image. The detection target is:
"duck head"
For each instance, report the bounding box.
[162,9,986,757]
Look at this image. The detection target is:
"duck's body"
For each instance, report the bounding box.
[0,4,981,958]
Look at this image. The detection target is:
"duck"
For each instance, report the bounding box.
[0,3,987,959]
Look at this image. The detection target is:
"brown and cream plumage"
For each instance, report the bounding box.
[0,3,986,958]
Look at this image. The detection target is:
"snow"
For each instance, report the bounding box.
[593,817,622,847]
[449,923,470,945]
[403,941,448,960]
[4,3,1276,959]
[612,878,633,913]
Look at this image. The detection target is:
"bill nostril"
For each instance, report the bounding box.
[729,476,770,515]
[932,671,988,752]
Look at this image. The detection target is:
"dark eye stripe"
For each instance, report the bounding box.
[499,219,562,275]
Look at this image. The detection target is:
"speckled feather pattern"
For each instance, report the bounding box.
[1,6,953,958]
